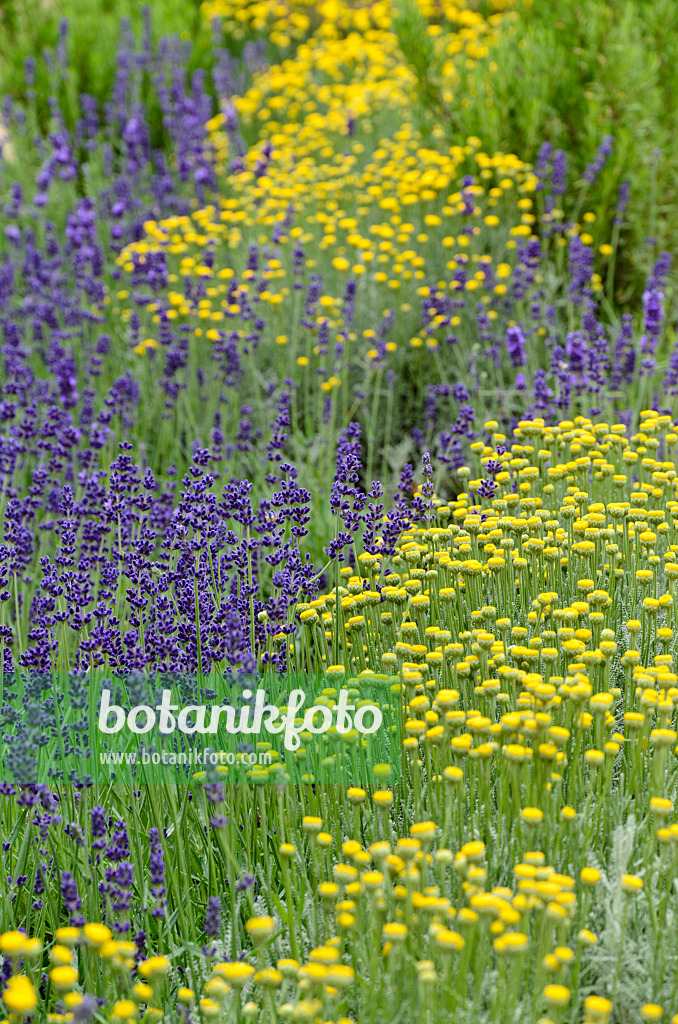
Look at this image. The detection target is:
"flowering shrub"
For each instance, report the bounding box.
[1,1,678,1022]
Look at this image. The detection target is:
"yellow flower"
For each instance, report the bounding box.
[435,929,465,953]
[54,928,80,947]
[382,922,407,942]
[650,797,672,817]
[110,1000,137,1020]
[493,932,527,956]
[0,935,21,962]
[2,976,38,1016]
[83,923,112,948]
[245,917,275,942]
[461,841,485,861]
[621,874,643,894]
[203,977,230,1001]
[277,959,299,978]
[324,965,354,989]
[543,984,570,1007]
[137,957,170,979]
[409,821,436,841]
[49,945,74,966]
[254,968,283,988]
[214,963,255,987]
[583,995,612,1022]
[521,807,543,825]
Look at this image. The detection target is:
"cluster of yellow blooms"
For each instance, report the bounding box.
[2,836,676,1023]
[279,416,678,869]
[116,0,608,382]
[117,137,545,368]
